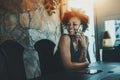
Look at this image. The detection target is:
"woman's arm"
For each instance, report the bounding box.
[78,32,89,62]
[59,35,89,70]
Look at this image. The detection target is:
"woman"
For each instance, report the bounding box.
[54,9,89,71]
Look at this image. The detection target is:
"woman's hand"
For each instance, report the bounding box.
[76,31,88,49]
[76,31,89,62]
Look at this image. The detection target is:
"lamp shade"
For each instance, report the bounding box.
[102,31,113,48]
[103,31,111,39]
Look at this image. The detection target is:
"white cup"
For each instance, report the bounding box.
[99,49,103,61]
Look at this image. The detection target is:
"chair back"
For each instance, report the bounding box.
[0,40,26,80]
[0,49,8,80]
[34,39,56,76]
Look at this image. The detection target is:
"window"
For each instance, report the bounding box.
[105,19,120,46]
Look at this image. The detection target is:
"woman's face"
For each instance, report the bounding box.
[67,17,81,35]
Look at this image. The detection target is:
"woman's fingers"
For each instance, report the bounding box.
[78,32,85,41]
[78,33,87,49]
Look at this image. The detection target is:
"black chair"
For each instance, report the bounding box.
[34,39,56,76]
[0,49,8,80]
[0,40,26,80]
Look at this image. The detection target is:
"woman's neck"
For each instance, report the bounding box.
[71,35,79,42]
[72,37,79,52]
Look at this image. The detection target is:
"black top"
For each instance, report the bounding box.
[70,36,82,62]
[54,35,82,72]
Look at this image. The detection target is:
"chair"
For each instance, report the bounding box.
[0,40,26,80]
[34,39,56,76]
[0,49,8,80]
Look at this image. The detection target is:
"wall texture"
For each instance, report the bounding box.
[0,0,61,79]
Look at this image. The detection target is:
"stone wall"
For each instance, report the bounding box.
[0,0,61,79]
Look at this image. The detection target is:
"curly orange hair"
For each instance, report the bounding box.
[62,9,89,32]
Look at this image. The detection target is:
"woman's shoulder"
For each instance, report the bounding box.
[60,34,71,42]
[61,34,70,39]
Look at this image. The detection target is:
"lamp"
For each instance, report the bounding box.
[102,31,113,48]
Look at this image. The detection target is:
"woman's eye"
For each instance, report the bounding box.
[73,24,78,26]
[67,23,78,27]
